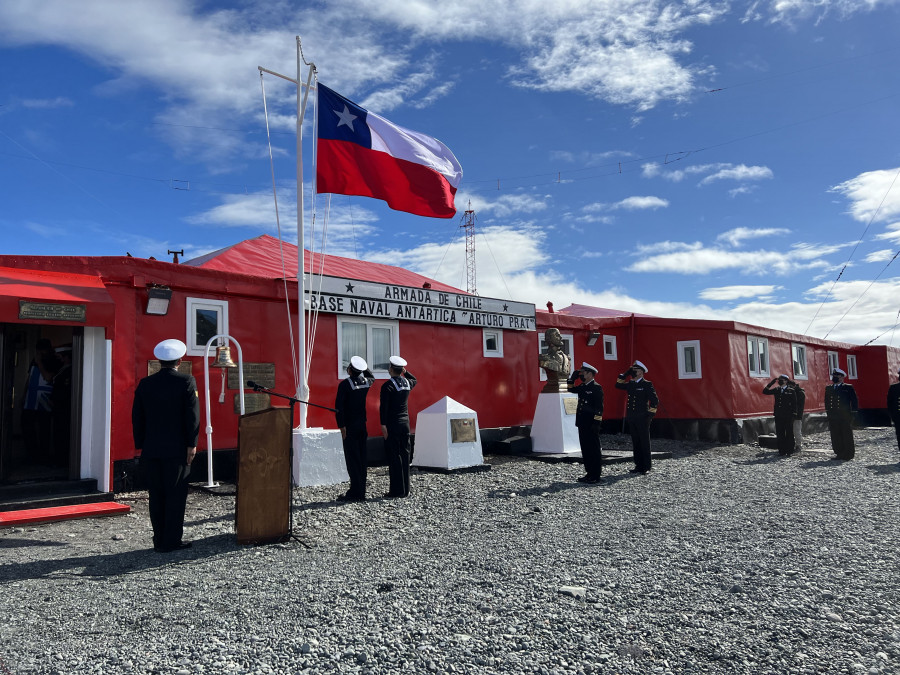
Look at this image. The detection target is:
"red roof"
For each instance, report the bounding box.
[185,234,464,294]
[557,303,656,319]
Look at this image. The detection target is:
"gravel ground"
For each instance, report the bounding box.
[2,428,900,675]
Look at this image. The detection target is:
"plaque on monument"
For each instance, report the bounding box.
[235,393,271,415]
[450,418,477,444]
[563,398,578,415]
[228,363,276,389]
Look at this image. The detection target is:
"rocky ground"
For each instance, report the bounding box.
[2,428,900,675]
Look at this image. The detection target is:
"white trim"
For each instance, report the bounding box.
[677,340,702,379]
[603,335,617,360]
[846,354,858,379]
[185,297,229,356]
[538,332,574,382]
[747,336,770,378]
[482,328,504,358]
[80,329,112,492]
[336,317,399,379]
[791,343,809,381]
[827,351,839,374]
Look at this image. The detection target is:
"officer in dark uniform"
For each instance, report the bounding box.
[763,374,800,456]
[132,339,200,552]
[615,360,659,474]
[334,355,375,502]
[567,362,604,483]
[886,368,900,453]
[380,355,417,498]
[824,368,858,460]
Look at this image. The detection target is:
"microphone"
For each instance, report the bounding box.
[247,380,265,390]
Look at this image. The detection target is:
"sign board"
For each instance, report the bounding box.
[227,363,276,390]
[19,301,86,322]
[304,274,536,331]
[563,398,578,415]
[235,393,271,415]
[450,418,477,444]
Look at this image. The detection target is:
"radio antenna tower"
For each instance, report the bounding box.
[460,201,477,295]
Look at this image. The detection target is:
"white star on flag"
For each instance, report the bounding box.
[333,105,357,130]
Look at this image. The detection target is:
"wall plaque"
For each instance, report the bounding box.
[450,418,477,444]
[228,363,276,390]
[147,360,194,377]
[236,393,271,415]
[19,301,86,322]
[563,397,578,415]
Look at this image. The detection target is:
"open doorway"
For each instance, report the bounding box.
[0,323,82,484]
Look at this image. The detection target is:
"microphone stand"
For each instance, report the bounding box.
[247,381,337,545]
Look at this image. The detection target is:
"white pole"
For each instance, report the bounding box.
[202,334,245,488]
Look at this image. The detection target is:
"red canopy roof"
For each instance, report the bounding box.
[185,234,464,294]
[558,303,656,319]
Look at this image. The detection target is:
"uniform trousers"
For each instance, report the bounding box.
[578,422,603,478]
[827,413,856,460]
[342,425,368,498]
[891,415,900,453]
[627,415,653,472]
[385,424,411,497]
[774,415,796,455]
[142,457,191,550]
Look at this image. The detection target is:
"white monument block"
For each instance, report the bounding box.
[292,427,348,487]
[412,396,484,470]
[531,392,580,454]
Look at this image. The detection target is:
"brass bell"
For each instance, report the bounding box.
[212,344,237,368]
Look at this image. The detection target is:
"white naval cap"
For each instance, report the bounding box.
[154,338,187,361]
[832,368,846,376]
[389,355,408,368]
[349,355,368,371]
[778,373,790,380]
[632,360,648,373]
[581,362,598,374]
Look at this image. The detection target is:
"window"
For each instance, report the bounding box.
[791,344,808,380]
[677,340,702,379]
[827,351,839,374]
[538,332,574,381]
[186,298,229,356]
[847,354,858,379]
[747,336,770,377]
[337,318,398,379]
[603,335,617,360]
[483,329,504,358]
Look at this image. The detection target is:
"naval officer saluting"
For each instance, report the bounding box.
[567,362,605,483]
[615,360,659,475]
[335,355,375,502]
[380,355,417,498]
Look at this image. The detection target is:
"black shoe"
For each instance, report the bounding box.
[576,475,592,483]
[586,476,603,484]
[630,468,649,475]
[156,541,192,553]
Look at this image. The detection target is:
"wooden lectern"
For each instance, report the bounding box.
[236,407,292,544]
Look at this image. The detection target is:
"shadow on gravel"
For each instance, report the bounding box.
[733,453,783,466]
[866,463,900,475]
[0,533,237,582]
[490,473,636,498]
[0,537,69,549]
[799,459,844,469]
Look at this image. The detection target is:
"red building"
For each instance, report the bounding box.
[1,234,897,507]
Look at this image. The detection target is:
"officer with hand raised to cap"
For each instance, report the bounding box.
[567,362,605,483]
[334,355,375,502]
[380,355,417,498]
[615,360,659,475]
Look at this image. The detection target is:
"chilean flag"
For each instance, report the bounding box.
[316,84,462,219]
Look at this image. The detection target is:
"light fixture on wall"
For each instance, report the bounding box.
[587,331,600,346]
[145,285,173,315]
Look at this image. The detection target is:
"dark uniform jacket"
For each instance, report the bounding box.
[380,372,417,428]
[887,382,900,423]
[825,382,858,417]
[567,379,604,428]
[762,382,800,419]
[132,368,200,459]
[615,378,659,419]
[334,373,375,430]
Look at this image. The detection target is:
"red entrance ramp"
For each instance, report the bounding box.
[0,502,130,527]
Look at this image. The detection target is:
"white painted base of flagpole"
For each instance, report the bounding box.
[412,396,484,470]
[531,392,580,454]
[292,428,348,487]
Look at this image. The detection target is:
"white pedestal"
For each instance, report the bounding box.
[531,392,580,454]
[412,397,484,470]
[292,427,348,487]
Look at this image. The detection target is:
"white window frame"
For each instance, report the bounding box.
[846,354,858,379]
[538,332,574,382]
[603,335,617,360]
[336,318,399,380]
[747,336,770,378]
[185,297,229,356]
[483,328,504,358]
[827,351,839,375]
[791,343,808,381]
[677,340,702,379]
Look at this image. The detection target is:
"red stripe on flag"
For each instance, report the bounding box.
[317,139,458,219]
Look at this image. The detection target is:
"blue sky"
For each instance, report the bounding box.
[2,0,900,345]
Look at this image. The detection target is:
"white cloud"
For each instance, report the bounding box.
[698,164,773,186]
[747,0,898,24]
[21,97,74,109]
[831,167,900,224]
[613,195,670,210]
[875,222,900,245]
[459,191,551,219]
[716,227,790,247]
[699,284,782,301]
[864,249,895,263]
